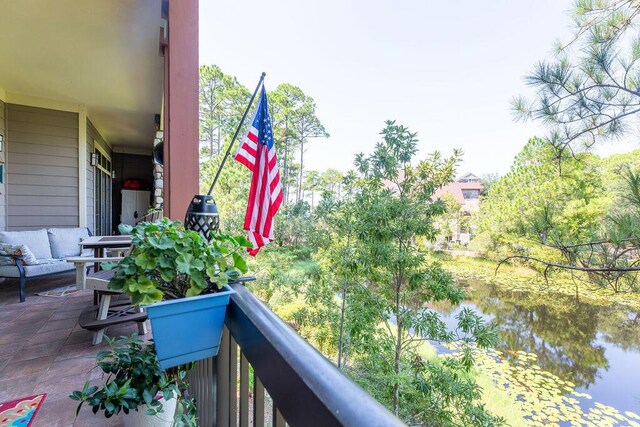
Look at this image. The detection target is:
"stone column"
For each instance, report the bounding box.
[153,131,164,209]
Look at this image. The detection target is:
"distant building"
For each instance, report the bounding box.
[433,172,483,212]
[433,173,484,245]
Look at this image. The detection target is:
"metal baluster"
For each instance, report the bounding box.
[240,352,249,427]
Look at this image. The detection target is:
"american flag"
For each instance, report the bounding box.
[235,87,283,255]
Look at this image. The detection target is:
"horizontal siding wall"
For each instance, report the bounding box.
[0,100,6,231]
[7,104,79,230]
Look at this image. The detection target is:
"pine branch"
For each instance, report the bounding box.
[496,254,640,273]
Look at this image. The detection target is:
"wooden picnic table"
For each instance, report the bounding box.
[80,235,132,271]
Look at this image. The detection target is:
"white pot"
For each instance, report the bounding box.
[122,397,177,427]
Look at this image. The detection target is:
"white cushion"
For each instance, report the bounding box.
[0,260,74,278]
[47,228,90,259]
[0,229,52,259]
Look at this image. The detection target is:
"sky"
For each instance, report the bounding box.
[198,0,634,178]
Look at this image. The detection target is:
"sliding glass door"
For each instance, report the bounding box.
[94,146,112,235]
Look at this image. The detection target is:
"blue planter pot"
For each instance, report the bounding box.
[145,285,235,369]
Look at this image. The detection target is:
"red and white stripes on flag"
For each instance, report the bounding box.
[235,88,282,256]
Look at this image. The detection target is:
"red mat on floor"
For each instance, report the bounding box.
[0,394,46,427]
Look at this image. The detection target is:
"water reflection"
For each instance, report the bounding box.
[432,278,640,391]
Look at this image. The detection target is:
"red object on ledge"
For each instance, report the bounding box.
[123,179,144,189]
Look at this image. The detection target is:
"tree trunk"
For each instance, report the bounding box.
[337,277,347,368]
[394,319,402,416]
[393,276,402,416]
[297,136,305,202]
[296,117,306,202]
[209,110,216,159]
[282,121,289,205]
[216,125,221,157]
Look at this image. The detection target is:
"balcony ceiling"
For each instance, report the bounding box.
[0,0,164,150]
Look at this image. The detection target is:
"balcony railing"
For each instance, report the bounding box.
[188,283,405,427]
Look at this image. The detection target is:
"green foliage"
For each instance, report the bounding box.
[514,0,640,153]
[69,335,195,425]
[349,347,502,426]
[480,173,500,196]
[479,138,607,247]
[308,120,502,424]
[508,1,640,290]
[200,144,251,234]
[106,219,249,305]
[320,168,344,194]
[274,201,323,252]
[199,65,250,159]
[433,192,463,245]
[195,64,509,425]
[476,140,640,292]
[197,68,330,231]
[269,83,329,204]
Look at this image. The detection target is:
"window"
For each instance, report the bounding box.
[462,189,480,200]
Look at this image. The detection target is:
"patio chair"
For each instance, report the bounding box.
[135,209,163,225]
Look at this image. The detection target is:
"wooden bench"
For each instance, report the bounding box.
[79,301,147,340]
[69,262,148,345]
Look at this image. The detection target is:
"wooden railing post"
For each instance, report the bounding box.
[229,334,238,425]
[216,327,231,427]
[273,406,286,427]
[254,376,265,427]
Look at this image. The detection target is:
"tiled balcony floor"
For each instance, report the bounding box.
[0,273,143,426]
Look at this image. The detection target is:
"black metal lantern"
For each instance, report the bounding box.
[153,141,164,165]
[185,195,219,242]
[184,73,266,240]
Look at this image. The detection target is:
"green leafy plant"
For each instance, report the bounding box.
[69,335,195,423]
[106,218,250,305]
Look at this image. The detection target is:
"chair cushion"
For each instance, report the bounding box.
[0,260,74,278]
[0,244,39,265]
[47,228,90,259]
[0,229,52,259]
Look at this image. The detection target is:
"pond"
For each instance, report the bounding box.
[432,278,640,425]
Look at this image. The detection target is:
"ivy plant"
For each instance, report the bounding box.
[69,334,194,423]
[106,218,250,305]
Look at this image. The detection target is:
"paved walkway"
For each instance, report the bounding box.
[0,273,142,426]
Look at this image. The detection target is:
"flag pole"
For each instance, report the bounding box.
[207,72,266,195]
